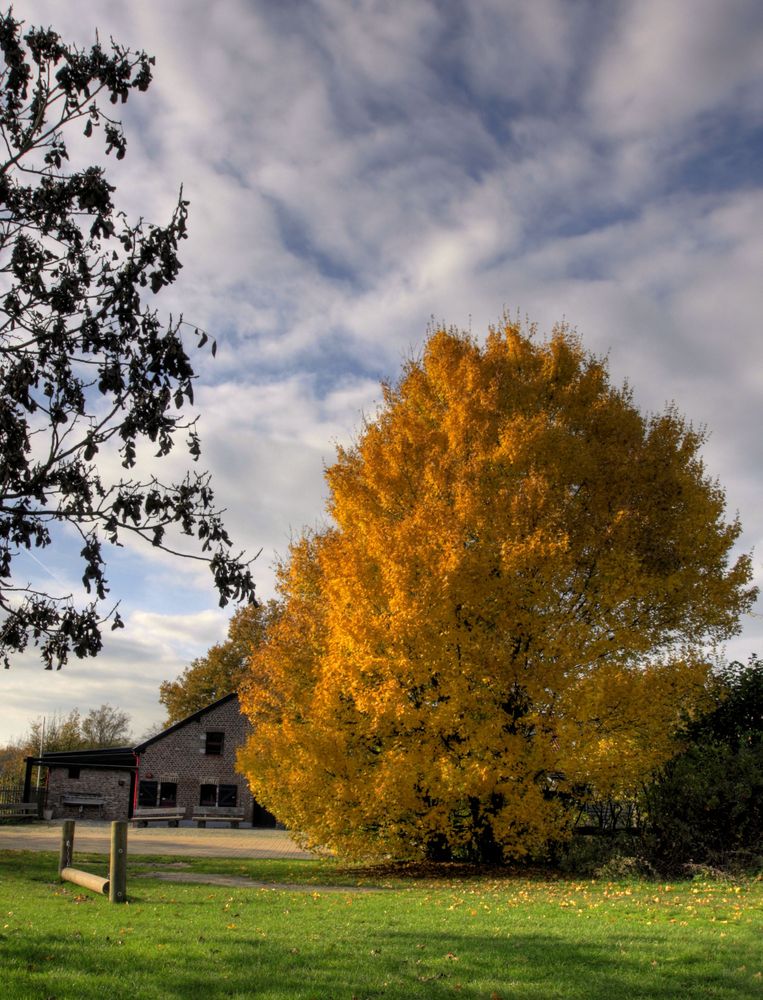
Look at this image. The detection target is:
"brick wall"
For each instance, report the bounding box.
[137,696,260,823]
[47,767,132,820]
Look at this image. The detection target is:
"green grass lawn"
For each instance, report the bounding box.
[0,851,760,999]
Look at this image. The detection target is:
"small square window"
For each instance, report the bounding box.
[67,766,80,780]
[205,731,224,756]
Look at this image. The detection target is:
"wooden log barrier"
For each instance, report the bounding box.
[58,820,128,903]
[60,866,109,895]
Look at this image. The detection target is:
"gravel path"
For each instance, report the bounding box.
[0,820,313,859]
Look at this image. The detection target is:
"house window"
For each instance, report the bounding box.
[139,780,176,808]
[67,766,80,779]
[218,784,238,807]
[199,783,217,807]
[138,780,159,807]
[205,731,224,755]
[198,783,238,808]
[158,782,177,807]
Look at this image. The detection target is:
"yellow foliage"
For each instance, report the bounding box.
[238,319,756,862]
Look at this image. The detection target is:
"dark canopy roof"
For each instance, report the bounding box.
[27,746,137,770]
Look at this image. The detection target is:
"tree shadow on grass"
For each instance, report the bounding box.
[3,923,755,1000]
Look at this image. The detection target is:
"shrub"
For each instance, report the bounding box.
[639,656,763,874]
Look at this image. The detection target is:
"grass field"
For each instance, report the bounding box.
[0,850,760,999]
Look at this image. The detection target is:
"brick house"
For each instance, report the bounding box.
[24,693,276,826]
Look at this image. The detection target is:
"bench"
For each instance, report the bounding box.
[131,809,186,827]
[62,794,106,817]
[192,807,245,829]
[0,801,38,821]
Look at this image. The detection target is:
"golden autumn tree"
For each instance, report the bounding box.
[238,320,756,862]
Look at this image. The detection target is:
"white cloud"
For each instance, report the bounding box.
[461,0,580,105]
[586,0,763,137]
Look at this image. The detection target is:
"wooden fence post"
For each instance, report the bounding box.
[59,819,74,875]
[109,821,128,903]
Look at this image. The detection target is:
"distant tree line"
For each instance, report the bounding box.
[0,703,132,783]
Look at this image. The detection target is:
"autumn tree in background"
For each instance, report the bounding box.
[0,703,132,782]
[159,600,280,724]
[79,703,132,747]
[0,10,255,669]
[238,320,755,862]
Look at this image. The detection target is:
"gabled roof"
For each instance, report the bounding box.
[132,691,239,753]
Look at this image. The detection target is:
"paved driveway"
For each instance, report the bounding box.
[0,820,313,859]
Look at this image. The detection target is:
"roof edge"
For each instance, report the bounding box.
[133,691,239,752]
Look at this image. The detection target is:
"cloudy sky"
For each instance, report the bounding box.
[3,0,762,744]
